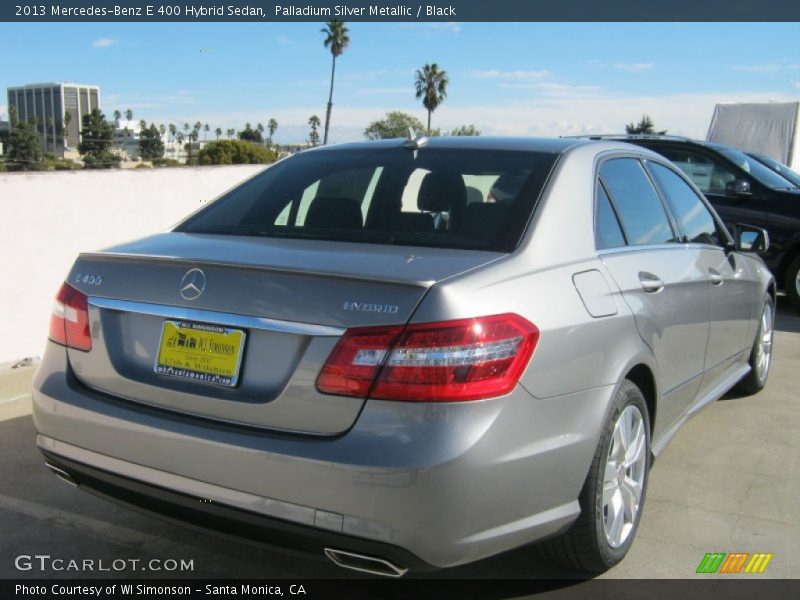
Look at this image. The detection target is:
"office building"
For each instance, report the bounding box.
[6,83,100,152]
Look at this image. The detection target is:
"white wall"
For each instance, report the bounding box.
[0,165,266,365]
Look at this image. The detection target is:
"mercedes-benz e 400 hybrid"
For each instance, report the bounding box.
[33,137,775,575]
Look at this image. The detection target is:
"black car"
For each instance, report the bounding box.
[580,135,800,308]
[746,152,800,189]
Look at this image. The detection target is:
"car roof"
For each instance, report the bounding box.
[305,136,592,155]
[565,133,740,153]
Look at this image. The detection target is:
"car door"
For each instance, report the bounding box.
[596,157,710,436]
[645,160,761,400]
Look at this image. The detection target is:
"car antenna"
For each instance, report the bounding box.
[403,128,428,157]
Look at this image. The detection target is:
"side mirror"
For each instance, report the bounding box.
[731,223,769,254]
[725,178,752,197]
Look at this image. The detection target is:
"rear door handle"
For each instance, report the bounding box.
[708,268,723,286]
[638,272,664,293]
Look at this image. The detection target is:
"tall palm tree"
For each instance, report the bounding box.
[169,123,177,143]
[226,128,235,140]
[113,110,122,122]
[125,109,133,121]
[268,118,278,146]
[321,20,350,145]
[257,122,265,143]
[215,127,222,140]
[203,123,210,141]
[308,115,321,147]
[414,63,449,135]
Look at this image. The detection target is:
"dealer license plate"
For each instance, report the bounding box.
[154,320,246,387]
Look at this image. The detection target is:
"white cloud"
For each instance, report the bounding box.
[731,64,782,73]
[612,62,656,73]
[469,69,552,80]
[356,88,410,96]
[92,38,118,49]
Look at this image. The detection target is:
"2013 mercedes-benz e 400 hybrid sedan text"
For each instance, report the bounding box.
[33,137,775,575]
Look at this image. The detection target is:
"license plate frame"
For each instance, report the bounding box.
[154,320,246,387]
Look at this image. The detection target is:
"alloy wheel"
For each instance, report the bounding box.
[754,303,774,383]
[602,405,647,548]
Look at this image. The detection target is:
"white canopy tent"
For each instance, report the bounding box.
[706,101,800,170]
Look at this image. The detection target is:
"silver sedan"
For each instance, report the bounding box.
[33,137,775,575]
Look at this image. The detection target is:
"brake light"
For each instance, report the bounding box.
[49,283,92,351]
[316,314,538,402]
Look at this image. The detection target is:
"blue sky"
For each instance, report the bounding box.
[1,22,798,142]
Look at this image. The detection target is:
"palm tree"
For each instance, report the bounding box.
[308,115,321,147]
[321,19,350,145]
[159,124,166,139]
[414,63,449,135]
[113,110,122,122]
[215,127,222,140]
[125,108,133,121]
[268,118,278,146]
[226,128,235,140]
[183,122,190,135]
[203,123,210,141]
[169,123,177,143]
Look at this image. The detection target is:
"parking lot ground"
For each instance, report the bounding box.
[0,298,797,579]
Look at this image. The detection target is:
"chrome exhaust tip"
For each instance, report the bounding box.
[44,461,78,487]
[324,548,407,577]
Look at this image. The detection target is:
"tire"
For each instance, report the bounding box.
[735,295,775,395]
[540,380,651,573]
[786,255,800,311]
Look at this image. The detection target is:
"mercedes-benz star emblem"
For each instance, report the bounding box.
[180,268,206,301]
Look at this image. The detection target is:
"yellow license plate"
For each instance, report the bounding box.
[155,320,246,387]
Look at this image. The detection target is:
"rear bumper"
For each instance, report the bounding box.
[33,341,611,569]
[40,449,432,573]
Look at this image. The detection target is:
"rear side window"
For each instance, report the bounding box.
[648,162,721,246]
[600,158,676,246]
[595,184,626,249]
[177,148,558,252]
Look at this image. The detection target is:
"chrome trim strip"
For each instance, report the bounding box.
[37,435,317,527]
[88,296,345,337]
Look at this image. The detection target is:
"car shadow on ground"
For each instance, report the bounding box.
[0,414,584,580]
[774,294,800,334]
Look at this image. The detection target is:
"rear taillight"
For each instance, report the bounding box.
[49,283,92,351]
[316,314,538,402]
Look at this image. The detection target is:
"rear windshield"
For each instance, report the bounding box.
[176,147,558,252]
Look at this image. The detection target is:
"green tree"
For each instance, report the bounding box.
[268,118,278,146]
[321,19,350,145]
[238,123,263,143]
[113,110,122,122]
[203,123,210,140]
[625,115,666,135]
[45,116,54,151]
[226,128,235,140]
[364,111,427,140]
[78,108,120,169]
[139,123,165,160]
[125,108,133,121]
[197,139,278,165]
[169,123,177,142]
[63,110,72,146]
[414,63,449,135]
[447,124,481,136]
[7,120,43,171]
[257,122,265,143]
[215,127,222,140]
[308,115,321,147]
